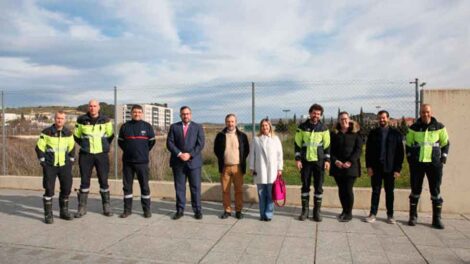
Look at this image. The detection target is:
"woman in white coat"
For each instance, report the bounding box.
[249,118,283,221]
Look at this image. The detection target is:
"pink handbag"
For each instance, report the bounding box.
[272,172,286,207]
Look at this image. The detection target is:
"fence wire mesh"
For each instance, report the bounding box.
[0,80,416,186]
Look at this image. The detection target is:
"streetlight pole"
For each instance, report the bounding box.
[410,78,426,120]
[282,109,290,120]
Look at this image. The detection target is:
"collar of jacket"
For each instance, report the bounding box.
[86,112,105,122]
[222,127,240,134]
[416,116,438,128]
[333,120,360,134]
[49,124,70,136]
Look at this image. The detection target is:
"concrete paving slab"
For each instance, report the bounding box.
[104,234,215,263]
[2,188,470,264]
[210,233,256,253]
[285,219,317,238]
[348,233,389,264]
[199,250,242,264]
[277,236,315,263]
[400,224,447,247]
[451,248,470,263]
[244,234,285,256]
[376,235,426,264]
[417,245,465,264]
[316,231,352,264]
[237,253,278,264]
[138,220,230,241]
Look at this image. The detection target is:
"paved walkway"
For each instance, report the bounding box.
[0,189,469,264]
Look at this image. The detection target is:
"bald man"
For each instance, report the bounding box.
[74,99,114,218]
[406,104,450,229]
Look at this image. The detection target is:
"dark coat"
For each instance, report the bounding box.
[365,126,404,173]
[118,120,156,163]
[166,121,205,169]
[330,121,363,177]
[213,128,250,174]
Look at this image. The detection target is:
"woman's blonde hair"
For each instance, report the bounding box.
[257,118,275,137]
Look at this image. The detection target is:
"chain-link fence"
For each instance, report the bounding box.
[0,80,417,186]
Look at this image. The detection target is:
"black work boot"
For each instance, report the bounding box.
[120,198,133,218]
[142,198,152,218]
[313,198,323,222]
[408,197,418,226]
[298,196,309,221]
[59,197,73,221]
[43,198,54,224]
[432,203,444,229]
[100,191,113,217]
[74,191,88,218]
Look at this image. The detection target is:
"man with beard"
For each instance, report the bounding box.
[364,110,404,224]
[295,103,331,222]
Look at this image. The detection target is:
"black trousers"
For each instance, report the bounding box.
[42,164,72,198]
[300,161,324,199]
[410,162,443,205]
[370,166,395,216]
[173,165,201,214]
[334,176,356,214]
[79,152,109,191]
[122,162,150,197]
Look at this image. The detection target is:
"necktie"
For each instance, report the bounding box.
[183,124,188,138]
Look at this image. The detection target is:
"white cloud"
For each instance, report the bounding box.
[0,57,79,78]
[0,0,469,119]
[103,0,180,44]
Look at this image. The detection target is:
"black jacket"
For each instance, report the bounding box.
[366,126,404,173]
[118,120,156,163]
[330,122,363,177]
[213,128,250,174]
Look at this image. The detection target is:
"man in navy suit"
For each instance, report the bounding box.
[166,106,205,220]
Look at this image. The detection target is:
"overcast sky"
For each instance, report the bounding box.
[0,0,469,122]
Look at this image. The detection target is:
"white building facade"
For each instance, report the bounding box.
[117,103,173,131]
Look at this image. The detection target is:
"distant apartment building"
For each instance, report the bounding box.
[116,103,173,131]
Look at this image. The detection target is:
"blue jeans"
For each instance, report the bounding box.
[257,184,274,220]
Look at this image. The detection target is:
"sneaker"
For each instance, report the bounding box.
[364,214,376,223]
[386,216,396,224]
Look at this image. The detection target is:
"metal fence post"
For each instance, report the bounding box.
[252,82,255,139]
[114,86,118,180]
[410,78,419,120]
[2,90,5,176]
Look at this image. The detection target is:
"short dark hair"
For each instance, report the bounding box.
[180,106,191,112]
[377,110,389,117]
[309,104,324,115]
[131,104,143,111]
[225,113,236,121]
[338,111,349,118]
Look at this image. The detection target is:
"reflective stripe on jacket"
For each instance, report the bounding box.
[74,113,114,154]
[294,121,330,162]
[406,117,449,163]
[35,125,75,166]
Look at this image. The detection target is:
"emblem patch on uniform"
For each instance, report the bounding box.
[141,130,147,135]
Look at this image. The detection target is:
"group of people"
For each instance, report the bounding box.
[36,101,449,230]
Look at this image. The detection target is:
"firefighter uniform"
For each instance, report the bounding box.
[118,119,156,218]
[406,116,449,229]
[295,120,330,221]
[35,124,75,224]
[74,113,114,217]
